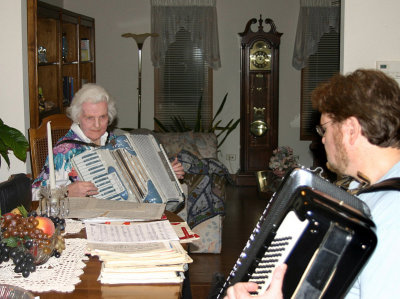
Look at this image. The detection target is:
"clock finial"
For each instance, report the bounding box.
[258,15,263,31]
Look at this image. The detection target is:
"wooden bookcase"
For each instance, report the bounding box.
[28,0,96,129]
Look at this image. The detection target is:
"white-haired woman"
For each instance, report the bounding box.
[32,83,184,199]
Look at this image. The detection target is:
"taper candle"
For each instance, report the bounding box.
[47,121,56,189]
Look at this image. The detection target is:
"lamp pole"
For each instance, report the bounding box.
[121,33,158,128]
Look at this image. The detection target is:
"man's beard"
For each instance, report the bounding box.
[326,131,349,176]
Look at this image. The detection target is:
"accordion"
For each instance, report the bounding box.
[215,168,377,299]
[71,133,184,208]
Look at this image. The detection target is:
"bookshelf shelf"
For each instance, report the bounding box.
[28,0,96,128]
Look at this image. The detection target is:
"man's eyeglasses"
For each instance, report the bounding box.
[316,120,333,137]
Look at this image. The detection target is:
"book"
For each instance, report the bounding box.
[80,38,90,61]
[62,76,74,106]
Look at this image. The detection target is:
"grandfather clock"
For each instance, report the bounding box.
[236,16,282,186]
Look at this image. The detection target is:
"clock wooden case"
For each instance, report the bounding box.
[236,16,282,186]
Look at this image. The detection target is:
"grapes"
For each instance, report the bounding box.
[0,245,35,277]
[1,211,67,278]
[24,240,33,249]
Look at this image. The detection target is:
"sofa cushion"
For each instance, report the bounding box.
[113,129,218,160]
[154,131,206,158]
[190,132,218,159]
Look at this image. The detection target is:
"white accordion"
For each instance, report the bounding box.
[71,133,184,208]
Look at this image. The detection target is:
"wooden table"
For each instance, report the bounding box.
[30,202,184,298]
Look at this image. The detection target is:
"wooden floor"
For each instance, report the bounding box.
[188,184,269,298]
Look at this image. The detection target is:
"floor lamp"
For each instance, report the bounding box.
[121,33,158,128]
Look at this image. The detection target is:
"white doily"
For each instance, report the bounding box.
[64,219,84,235]
[0,238,88,293]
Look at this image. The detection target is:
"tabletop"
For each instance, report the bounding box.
[29,202,184,299]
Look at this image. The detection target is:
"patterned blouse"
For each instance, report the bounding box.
[31,123,115,200]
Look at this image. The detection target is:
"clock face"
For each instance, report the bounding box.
[249,41,271,71]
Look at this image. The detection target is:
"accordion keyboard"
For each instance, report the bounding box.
[72,150,134,201]
[235,211,309,295]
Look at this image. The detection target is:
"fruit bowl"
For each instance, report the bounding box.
[26,227,61,265]
[1,207,66,277]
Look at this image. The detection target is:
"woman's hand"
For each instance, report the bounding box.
[171,157,185,179]
[67,181,99,197]
[224,264,287,299]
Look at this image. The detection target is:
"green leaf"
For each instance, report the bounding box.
[4,237,19,247]
[212,93,228,124]
[0,119,29,165]
[154,117,170,132]
[17,205,28,218]
[0,138,10,167]
[217,118,240,149]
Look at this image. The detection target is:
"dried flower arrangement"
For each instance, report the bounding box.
[269,146,299,177]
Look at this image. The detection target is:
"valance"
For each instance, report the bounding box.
[150,0,221,69]
[292,0,340,70]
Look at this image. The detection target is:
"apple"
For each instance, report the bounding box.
[35,216,56,237]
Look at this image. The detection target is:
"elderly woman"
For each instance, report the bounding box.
[32,83,184,199]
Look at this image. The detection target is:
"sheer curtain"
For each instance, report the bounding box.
[292,0,340,70]
[150,0,221,69]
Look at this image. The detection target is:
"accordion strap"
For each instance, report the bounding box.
[356,177,400,195]
[56,139,99,148]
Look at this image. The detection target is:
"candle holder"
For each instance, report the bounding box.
[39,185,69,218]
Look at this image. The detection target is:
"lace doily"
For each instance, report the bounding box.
[0,238,88,293]
[64,219,84,235]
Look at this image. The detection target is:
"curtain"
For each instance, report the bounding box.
[150,0,221,69]
[292,0,340,70]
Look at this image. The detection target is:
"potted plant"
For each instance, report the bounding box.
[0,118,29,168]
[154,93,240,149]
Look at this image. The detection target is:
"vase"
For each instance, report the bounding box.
[256,170,283,197]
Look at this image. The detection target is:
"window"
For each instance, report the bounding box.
[154,28,212,131]
[300,27,340,140]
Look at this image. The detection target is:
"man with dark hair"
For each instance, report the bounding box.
[224,69,400,298]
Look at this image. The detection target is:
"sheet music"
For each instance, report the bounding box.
[66,197,165,220]
[85,220,179,243]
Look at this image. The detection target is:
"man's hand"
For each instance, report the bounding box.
[171,157,185,179]
[224,264,287,299]
[67,181,99,197]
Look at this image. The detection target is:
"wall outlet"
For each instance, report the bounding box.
[226,154,236,161]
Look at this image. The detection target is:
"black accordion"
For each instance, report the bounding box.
[215,168,377,299]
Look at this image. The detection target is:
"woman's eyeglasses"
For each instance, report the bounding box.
[316,120,333,137]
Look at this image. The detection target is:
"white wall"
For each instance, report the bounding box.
[342,0,400,74]
[0,0,29,181]
[4,0,399,181]
[64,0,312,174]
